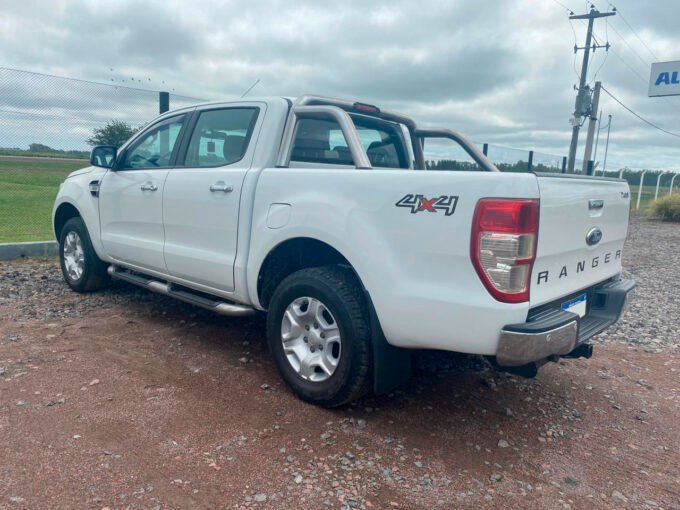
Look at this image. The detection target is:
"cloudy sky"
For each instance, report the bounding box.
[1,0,679,169]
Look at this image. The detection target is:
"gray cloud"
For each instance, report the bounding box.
[0,0,679,168]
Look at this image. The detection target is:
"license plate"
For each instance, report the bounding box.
[561,294,587,318]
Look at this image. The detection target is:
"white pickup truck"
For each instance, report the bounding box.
[53,95,635,406]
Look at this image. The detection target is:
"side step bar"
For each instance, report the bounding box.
[107,265,255,317]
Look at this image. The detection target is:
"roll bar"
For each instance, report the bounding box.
[276,104,372,169]
[277,95,498,172]
[414,128,499,172]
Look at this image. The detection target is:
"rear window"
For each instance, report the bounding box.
[291,114,408,168]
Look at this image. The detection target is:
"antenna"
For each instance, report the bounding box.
[241,79,261,98]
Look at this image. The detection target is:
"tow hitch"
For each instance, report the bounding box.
[490,343,594,379]
[563,343,594,360]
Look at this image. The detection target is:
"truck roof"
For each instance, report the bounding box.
[180,95,416,129]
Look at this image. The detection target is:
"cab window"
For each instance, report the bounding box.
[291,115,408,168]
[119,115,186,169]
[182,107,259,167]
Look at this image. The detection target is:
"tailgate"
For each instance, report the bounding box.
[531,174,630,306]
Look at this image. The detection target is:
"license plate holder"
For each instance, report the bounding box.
[561,294,587,318]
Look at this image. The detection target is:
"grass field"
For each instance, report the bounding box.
[0,157,87,242]
[0,157,671,243]
[630,185,672,210]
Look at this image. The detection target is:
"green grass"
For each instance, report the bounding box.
[0,148,88,159]
[0,158,670,242]
[630,185,664,210]
[0,158,86,242]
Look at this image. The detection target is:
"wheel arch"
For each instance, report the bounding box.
[256,235,413,397]
[53,202,82,240]
[256,237,367,310]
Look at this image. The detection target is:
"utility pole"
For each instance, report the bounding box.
[602,114,612,174]
[582,81,601,173]
[567,7,615,173]
[593,109,602,165]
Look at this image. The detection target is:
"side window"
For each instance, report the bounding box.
[120,115,185,169]
[291,118,354,166]
[183,107,259,167]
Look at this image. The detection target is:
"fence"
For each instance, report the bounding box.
[1,67,677,243]
[0,67,204,242]
[423,138,679,209]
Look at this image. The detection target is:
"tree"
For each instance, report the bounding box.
[29,143,54,153]
[86,120,139,148]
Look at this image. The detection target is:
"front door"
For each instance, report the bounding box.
[163,105,262,292]
[99,113,188,273]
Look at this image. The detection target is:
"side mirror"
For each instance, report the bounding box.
[90,146,117,169]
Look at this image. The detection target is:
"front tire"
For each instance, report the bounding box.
[59,217,110,293]
[267,266,372,407]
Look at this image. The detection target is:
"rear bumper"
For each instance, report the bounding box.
[496,276,635,367]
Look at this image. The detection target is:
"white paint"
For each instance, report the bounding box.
[98,169,169,274]
[161,101,268,292]
[637,170,648,210]
[531,176,629,306]
[53,96,632,358]
[266,203,292,229]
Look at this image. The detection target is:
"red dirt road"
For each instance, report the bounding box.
[1,276,678,509]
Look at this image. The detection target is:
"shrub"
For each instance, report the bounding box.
[651,194,680,221]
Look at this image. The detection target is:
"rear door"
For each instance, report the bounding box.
[531,174,631,306]
[162,104,263,292]
[99,114,187,273]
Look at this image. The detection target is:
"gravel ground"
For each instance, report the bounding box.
[597,217,680,352]
[1,215,678,509]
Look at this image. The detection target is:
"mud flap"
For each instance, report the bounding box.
[364,292,412,395]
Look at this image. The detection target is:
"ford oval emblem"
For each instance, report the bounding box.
[586,227,603,246]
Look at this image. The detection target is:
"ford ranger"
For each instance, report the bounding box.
[52,95,635,406]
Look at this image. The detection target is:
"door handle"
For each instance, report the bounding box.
[210,183,234,193]
[140,182,158,192]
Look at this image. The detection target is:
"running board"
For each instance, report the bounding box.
[107,265,255,317]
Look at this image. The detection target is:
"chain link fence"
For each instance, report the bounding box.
[1,67,677,243]
[0,67,203,242]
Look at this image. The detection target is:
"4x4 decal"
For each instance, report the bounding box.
[395,194,459,216]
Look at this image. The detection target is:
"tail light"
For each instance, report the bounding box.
[470,198,539,303]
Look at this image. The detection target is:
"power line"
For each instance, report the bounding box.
[606,43,648,83]
[578,9,651,77]
[0,66,206,102]
[606,21,652,69]
[601,85,680,139]
[566,10,680,118]
[589,31,609,83]
[608,3,660,61]
[591,30,680,115]
[569,20,581,79]
[551,0,574,14]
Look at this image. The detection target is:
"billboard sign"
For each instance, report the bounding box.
[649,61,680,97]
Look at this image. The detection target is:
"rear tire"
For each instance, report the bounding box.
[267,266,372,407]
[59,217,110,293]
